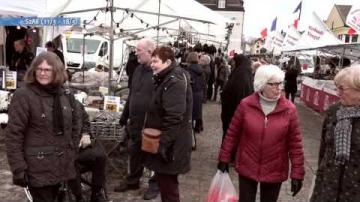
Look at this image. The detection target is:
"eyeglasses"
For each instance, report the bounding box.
[36,68,53,74]
[336,85,352,92]
[267,82,283,87]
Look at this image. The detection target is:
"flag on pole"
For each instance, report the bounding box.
[346,4,360,34]
[261,28,268,38]
[271,17,277,32]
[348,27,356,36]
[293,1,302,29]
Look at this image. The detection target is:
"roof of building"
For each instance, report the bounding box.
[196,0,244,11]
[335,5,352,23]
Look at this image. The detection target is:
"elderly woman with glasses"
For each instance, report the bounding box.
[5,52,80,202]
[310,65,360,202]
[217,64,305,202]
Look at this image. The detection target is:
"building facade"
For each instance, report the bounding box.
[325,5,359,43]
[196,0,245,55]
[249,38,265,55]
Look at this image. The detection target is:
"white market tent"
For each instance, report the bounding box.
[57,0,230,45]
[282,12,342,52]
[1,0,231,90]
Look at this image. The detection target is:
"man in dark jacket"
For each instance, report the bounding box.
[68,100,107,202]
[114,38,159,200]
[45,41,65,65]
[9,39,34,82]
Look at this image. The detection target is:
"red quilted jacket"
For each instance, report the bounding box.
[219,93,305,183]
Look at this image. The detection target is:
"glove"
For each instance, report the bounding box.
[78,134,91,148]
[291,179,303,197]
[217,161,229,173]
[13,170,28,187]
[158,144,173,163]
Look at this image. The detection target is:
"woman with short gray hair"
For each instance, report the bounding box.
[310,65,360,202]
[218,65,305,202]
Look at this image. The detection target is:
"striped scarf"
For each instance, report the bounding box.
[334,105,360,165]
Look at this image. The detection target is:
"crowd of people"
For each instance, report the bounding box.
[3,35,360,202]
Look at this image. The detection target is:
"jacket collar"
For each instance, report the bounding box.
[26,83,65,97]
[153,63,176,85]
[248,92,289,115]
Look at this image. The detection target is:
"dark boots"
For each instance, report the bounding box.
[194,119,204,133]
[91,186,107,202]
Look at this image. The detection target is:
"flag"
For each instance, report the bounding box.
[271,17,277,32]
[348,27,356,36]
[261,28,268,38]
[346,4,360,34]
[293,1,302,29]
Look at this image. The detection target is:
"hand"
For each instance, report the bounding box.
[158,144,173,163]
[291,179,303,197]
[13,170,28,187]
[217,161,229,173]
[78,134,91,148]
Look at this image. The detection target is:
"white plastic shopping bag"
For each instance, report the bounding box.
[206,170,239,202]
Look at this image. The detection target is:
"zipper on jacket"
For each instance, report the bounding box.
[336,165,345,202]
[258,116,268,180]
[264,116,268,128]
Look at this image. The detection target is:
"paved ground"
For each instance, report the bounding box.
[0,98,323,202]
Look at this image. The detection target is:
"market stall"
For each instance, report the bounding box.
[300,77,339,113]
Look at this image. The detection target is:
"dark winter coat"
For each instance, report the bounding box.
[119,64,154,141]
[219,93,305,183]
[5,84,80,187]
[310,103,360,202]
[284,67,299,94]
[221,55,254,135]
[125,51,140,88]
[10,50,34,80]
[143,64,193,175]
[187,64,205,120]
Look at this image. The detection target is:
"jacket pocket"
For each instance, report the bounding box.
[25,146,60,173]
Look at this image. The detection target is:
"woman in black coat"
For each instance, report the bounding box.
[310,65,360,202]
[144,46,192,202]
[186,52,206,133]
[284,65,299,103]
[221,54,254,141]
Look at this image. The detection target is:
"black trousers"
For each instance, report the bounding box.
[157,173,180,202]
[68,146,107,199]
[239,175,282,202]
[28,184,60,202]
[126,138,158,188]
[285,90,296,103]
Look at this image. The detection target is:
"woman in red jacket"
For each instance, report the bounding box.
[218,64,305,202]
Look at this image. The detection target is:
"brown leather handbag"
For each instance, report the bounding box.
[141,128,161,154]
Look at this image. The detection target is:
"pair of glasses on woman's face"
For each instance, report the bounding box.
[336,85,352,92]
[267,82,283,87]
[36,68,53,74]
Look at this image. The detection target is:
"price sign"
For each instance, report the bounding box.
[103,96,121,112]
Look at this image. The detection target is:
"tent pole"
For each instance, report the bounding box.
[338,47,345,69]
[156,0,161,46]
[109,0,114,93]
[82,34,85,84]
[3,28,6,66]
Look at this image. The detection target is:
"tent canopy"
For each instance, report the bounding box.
[58,0,231,45]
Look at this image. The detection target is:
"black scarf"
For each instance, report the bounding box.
[35,82,64,136]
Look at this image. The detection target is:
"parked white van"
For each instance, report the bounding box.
[63,33,126,71]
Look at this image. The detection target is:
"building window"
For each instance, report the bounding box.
[338,35,343,40]
[345,34,350,43]
[351,34,358,43]
[218,0,226,8]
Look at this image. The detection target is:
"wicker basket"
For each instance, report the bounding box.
[90,111,125,141]
[90,121,125,141]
